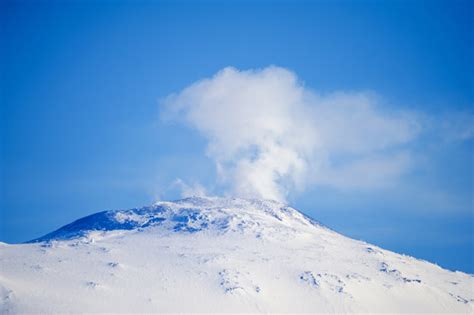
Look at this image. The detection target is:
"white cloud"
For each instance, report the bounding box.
[172,178,208,198]
[163,66,421,201]
[314,152,413,189]
[440,111,474,141]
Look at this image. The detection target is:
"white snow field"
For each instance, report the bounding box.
[0,197,472,313]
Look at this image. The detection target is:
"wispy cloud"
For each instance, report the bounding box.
[162,66,468,202]
[172,178,208,198]
[439,111,474,142]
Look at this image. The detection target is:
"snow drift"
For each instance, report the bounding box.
[0,197,472,313]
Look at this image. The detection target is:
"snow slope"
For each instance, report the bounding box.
[0,197,472,313]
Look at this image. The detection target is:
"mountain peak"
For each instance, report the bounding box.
[3,197,473,313]
[29,197,321,243]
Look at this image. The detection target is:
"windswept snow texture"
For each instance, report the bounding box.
[1,197,473,313]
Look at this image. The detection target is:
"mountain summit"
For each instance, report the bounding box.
[1,197,472,313]
[29,197,322,243]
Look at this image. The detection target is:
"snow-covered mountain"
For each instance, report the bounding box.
[0,197,472,313]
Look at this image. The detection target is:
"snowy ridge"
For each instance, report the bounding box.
[1,197,473,313]
[29,197,323,243]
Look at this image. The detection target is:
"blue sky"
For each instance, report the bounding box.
[1,0,472,272]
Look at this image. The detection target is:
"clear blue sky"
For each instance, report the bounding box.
[1,0,472,272]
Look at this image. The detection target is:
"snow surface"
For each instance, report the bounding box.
[0,197,473,313]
